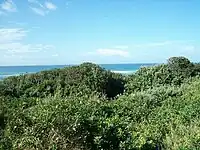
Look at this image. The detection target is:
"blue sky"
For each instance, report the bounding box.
[0,0,200,65]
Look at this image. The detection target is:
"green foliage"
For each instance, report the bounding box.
[167,56,195,77]
[193,63,200,76]
[0,63,125,99]
[125,64,173,93]
[1,57,200,150]
[1,78,200,149]
[125,57,200,94]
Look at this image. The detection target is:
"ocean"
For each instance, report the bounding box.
[0,64,155,80]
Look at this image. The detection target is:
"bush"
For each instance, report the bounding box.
[115,78,200,149]
[1,63,125,99]
[193,63,200,76]
[3,96,111,149]
[125,64,175,94]
[3,78,200,149]
[1,56,200,150]
[167,56,195,77]
[125,57,199,94]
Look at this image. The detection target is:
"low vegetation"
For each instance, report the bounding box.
[0,56,200,150]
[0,63,125,99]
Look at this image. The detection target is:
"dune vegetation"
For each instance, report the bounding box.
[0,56,200,150]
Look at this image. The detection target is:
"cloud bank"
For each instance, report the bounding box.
[28,0,57,16]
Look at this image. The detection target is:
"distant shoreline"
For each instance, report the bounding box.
[0,63,156,80]
[0,70,136,80]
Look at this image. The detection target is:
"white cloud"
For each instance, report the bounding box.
[0,28,27,43]
[8,21,28,26]
[45,2,57,10]
[28,0,57,16]
[28,0,44,8]
[28,0,36,2]
[0,28,55,55]
[30,7,47,16]
[0,0,17,12]
[84,41,199,64]
[0,42,54,54]
[89,49,130,57]
[28,0,38,3]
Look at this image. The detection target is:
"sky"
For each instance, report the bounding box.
[0,0,200,65]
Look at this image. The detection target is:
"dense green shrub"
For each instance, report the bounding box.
[2,96,106,149]
[113,78,200,149]
[125,57,200,94]
[1,78,200,149]
[167,56,195,77]
[1,56,200,150]
[125,64,175,93]
[0,63,125,99]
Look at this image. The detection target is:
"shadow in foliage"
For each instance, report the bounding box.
[141,143,157,150]
[106,75,125,99]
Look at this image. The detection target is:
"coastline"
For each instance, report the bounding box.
[0,64,147,80]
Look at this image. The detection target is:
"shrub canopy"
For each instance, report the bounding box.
[0,63,125,99]
[1,57,200,150]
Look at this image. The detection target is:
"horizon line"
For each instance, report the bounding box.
[0,62,161,67]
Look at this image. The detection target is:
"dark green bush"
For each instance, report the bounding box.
[1,63,125,99]
[193,63,200,76]
[167,56,195,77]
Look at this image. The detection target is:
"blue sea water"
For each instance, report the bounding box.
[0,64,155,80]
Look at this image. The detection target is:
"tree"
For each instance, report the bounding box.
[167,56,194,77]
